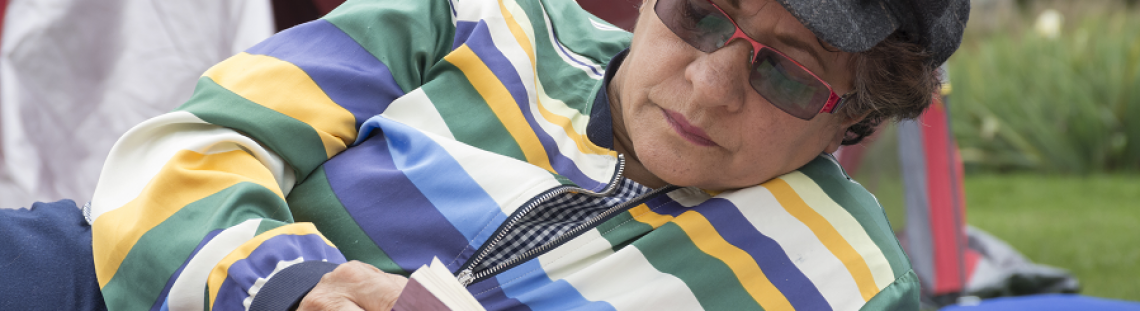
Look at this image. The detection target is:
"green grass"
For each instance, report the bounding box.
[963,173,1140,300]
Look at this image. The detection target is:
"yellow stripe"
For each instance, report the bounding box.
[498,0,615,157]
[767,178,880,301]
[536,87,618,156]
[781,172,895,289]
[629,204,671,228]
[206,224,336,308]
[631,205,793,310]
[444,45,554,172]
[672,211,794,310]
[93,149,284,288]
[203,52,357,158]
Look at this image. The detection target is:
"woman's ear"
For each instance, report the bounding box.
[824,112,871,154]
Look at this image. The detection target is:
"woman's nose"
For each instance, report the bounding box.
[683,39,753,113]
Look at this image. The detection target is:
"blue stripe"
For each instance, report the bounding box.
[463,21,605,191]
[214,234,347,309]
[491,260,614,311]
[696,198,831,311]
[325,128,477,272]
[468,275,534,311]
[454,21,477,51]
[245,19,403,128]
[377,116,511,260]
[646,194,691,217]
[148,229,224,311]
[548,24,603,77]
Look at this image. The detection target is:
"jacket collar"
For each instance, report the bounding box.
[585,49,629,151]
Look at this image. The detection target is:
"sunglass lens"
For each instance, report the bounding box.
[749,48,830,120]
[656,0,735,52]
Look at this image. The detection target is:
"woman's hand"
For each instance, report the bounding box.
[297,261,408,311]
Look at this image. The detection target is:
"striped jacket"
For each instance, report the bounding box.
[89,0,919,310]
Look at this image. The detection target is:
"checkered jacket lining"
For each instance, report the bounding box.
[474,178,652,271]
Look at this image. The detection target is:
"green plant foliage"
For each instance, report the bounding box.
[948,5,1140,174]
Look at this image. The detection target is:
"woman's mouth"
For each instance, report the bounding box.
[663,109,717,147]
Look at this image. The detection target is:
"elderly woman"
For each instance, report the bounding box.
[84,0,968,310]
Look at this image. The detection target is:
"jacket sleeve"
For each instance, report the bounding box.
[88,0,455,309]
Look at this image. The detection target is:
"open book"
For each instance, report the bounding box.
[392,258,487,311]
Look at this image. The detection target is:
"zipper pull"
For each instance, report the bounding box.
[457,268,475,287]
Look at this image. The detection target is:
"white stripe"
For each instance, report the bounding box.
[666,187,712,208]
[723,187,864,310]
[532,75,619,183]
[167,219,262,311]
[781,172,895,289]
[420,129,561,215]
[243,256,306,310]
[381,88,455,140]
[534,77,592,141]
[555,245,705,311]
[589,18,626,32]
[89,112,292,222]
[536,229,613,281]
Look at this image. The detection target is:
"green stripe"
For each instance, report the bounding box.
[255,219,287,236]
[177,77,328,181]
[421,61,528,162]
[798,156,912,278]
[633,223,764,311]
[859,270,920,310]
[288,166,407,275]
[527,1,594,116]
[538,0,631,64]
[596,210,653,252]
[101,182,290,311]
[527,0,630,117]
[323,0,455,94]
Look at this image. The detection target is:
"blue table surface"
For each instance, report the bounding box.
[942,294,1140,311]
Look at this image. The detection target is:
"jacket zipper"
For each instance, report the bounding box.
[455,155,676,286]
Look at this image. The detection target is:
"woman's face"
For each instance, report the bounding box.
[609,0,862,190]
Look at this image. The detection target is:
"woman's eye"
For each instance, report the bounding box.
[677,0,706,31]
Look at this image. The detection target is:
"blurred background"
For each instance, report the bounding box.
[848,0,1139,302]
[952,0,1139,301]
[0,0,1135,307]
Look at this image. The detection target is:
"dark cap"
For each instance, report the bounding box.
[774,0,970,66]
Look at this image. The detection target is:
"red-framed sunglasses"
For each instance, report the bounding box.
[654,0,852,120]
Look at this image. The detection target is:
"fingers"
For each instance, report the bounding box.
[297,261,409,311]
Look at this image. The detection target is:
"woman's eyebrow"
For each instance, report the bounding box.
[775,32,828,72]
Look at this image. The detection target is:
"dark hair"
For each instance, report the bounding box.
[840,31,942,145]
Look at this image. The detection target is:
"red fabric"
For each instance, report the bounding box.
[837,145,867,176]
[964,245,981,282]
[274,0,634,33]
[921,97,968,294]
[576,0,641,31]
[0,0,6,58]
[312,0,342,15]
[272,0,346,31]
[835,124,890,176]
[0,0,5,109]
